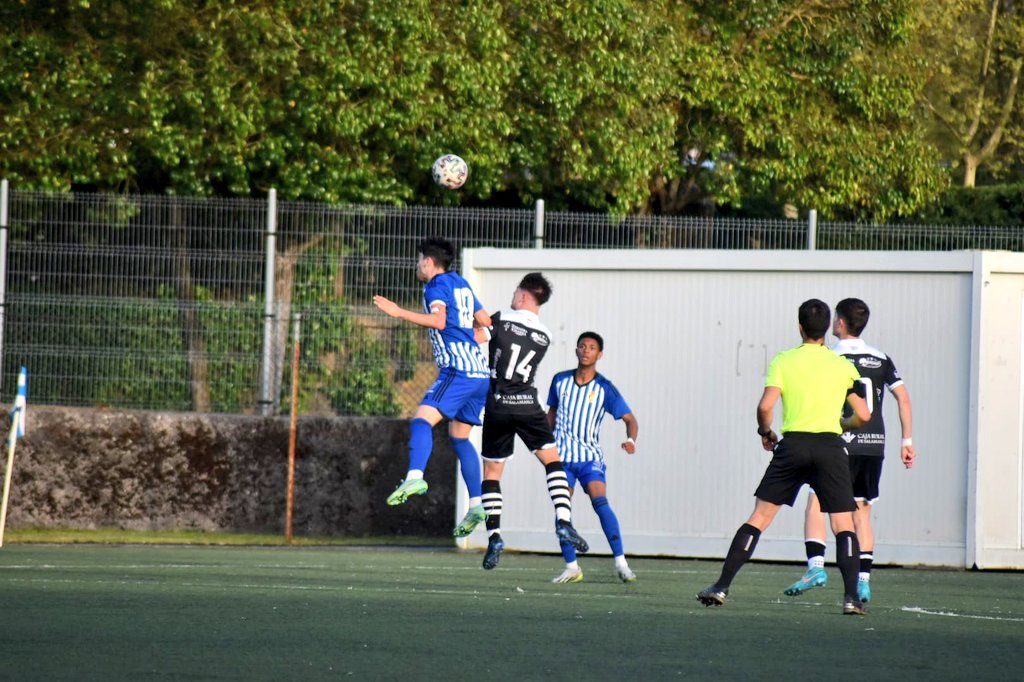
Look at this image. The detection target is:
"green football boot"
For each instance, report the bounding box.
[386,478,429,506]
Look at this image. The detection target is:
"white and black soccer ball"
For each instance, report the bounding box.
[431,154,468,190]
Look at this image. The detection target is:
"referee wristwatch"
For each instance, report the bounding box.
[757,427,772,437]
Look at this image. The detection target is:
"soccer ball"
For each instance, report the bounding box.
[432,154,468,190]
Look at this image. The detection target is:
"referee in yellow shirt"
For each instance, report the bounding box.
[697,299,872,615]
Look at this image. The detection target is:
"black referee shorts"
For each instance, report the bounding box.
[754,432,856,513]
[481,407,556,460]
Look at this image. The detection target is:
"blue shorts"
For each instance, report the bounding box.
[563,460,607,490]
[421,367,488,426]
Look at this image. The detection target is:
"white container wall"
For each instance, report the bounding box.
[453,249,1024,570]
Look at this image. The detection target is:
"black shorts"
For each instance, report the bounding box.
[481,408,556,460]
[754,432,856,513]
[849,454,883,503]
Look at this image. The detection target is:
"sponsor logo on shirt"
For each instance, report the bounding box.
[856,434,885,444]
[503,321,527,337]
[531,332,549,346]
[498,393,537,406]
[858,357,882,369]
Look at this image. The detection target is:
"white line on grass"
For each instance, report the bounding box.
[0,563,336,570]
[0,575,646,601]
[901,606,1023,622]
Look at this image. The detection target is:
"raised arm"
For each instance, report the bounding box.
[372,295,447,330]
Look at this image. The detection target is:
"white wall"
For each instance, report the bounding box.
[968,252,1024,568]
[454,249,1023,569]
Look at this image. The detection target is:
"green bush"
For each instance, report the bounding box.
[917,183,1024,226]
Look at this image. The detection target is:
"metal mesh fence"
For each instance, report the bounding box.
[2,188,1021,416]
[544,212,809,250]
[816,221,1024,251]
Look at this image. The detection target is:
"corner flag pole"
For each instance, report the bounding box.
[0,366,27,548]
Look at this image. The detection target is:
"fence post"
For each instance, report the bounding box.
[285,312,301,544]
[807,209,817,251]
[0,179,8,392]
[534,199,545,249]
[259,188,278,416]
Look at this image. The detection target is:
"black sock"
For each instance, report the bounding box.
[805,540,826,560]
[482,479,502,535]
[716,523,761,590]
[835,531,861,598]
[860,552,873,575]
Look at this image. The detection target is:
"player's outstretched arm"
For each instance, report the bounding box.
[373,295,446,330]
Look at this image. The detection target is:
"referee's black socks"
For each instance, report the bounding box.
[716,523,762,590]
[835,530,861,599]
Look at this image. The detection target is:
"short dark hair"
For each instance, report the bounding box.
[576,331,604,351]
[518,272,552,305]
[798,299,830,340]
[835,298,870,336]
[417,237,455,271]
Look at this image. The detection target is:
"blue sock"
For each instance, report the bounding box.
[592,496,624,556]
[407,418,433,473]
[450,436,482,499]
[558,519,577,563]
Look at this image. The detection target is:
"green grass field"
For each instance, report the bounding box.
[1,543,1021,681]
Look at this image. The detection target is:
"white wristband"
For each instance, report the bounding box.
[625,437,635,445]
[901,438,913,447]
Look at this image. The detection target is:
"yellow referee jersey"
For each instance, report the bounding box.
[765,343,860,434]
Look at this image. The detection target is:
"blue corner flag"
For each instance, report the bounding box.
[12,367,26,438]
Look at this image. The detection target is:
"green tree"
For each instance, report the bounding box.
[669,0,947,221]
[0,0,516,202]
[1,0,949,219]
[503,0,681,213]
[918,0,1024,187]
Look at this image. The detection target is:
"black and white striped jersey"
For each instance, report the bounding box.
[834,338,904,457]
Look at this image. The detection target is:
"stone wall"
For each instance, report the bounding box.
[5,407,457,537]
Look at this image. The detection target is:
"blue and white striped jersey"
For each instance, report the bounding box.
[423,271,489,379]
[547,370,631,464]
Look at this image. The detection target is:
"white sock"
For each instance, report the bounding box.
[614,555,629,569]
[406,470,424,481]
[810,556,825,569]
[566,561,580,571]
[468,496,482,508]
[859,572,871,582]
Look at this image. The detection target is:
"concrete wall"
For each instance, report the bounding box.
[4,407,455,538]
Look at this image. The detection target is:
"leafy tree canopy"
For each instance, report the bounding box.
[0,0,951,220]
[917,0,1024,188]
